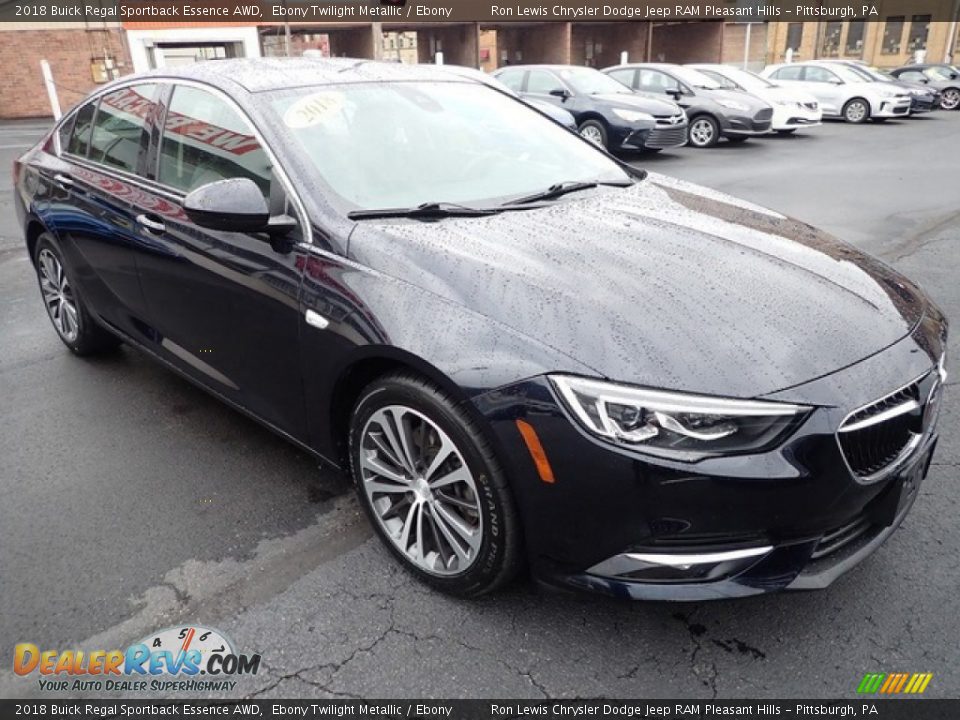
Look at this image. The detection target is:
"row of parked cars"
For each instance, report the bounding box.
[450,60,960,151]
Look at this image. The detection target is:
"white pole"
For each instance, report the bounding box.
[435,51,444,65]
[743,23,752,70]
[40,60,61,121]
[620,50,628,65]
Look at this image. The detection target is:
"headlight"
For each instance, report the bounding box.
[611,108,655,123]
[550,375,810,460]
[716,99,750,112]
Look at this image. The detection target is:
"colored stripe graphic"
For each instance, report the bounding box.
[858,672,932,694]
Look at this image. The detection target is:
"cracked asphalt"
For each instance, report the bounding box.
[1,111,958,700]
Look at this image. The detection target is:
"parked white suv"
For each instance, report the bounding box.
[689,64,822,134]
[761,62,911,123]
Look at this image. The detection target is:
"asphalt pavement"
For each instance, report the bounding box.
[1,111,958,699]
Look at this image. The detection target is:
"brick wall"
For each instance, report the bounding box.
[0,27,132,119]
[650,22,724,64]
[721,23,769,70]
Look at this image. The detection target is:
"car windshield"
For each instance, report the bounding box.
[832,65,869,83]
[718,67,775,91]
[556,67,631,95]
[926,66,955,80]
[668,66,722,89]
[268,81,631,212]
[843,64,878,81]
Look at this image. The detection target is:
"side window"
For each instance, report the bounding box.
[66,101,96,157]
[804,66,838,83]
[158,85,271,198]
[57,113,76,153]
[88,85,158,173]
[638,69,679,93]
[526,70,564,95]
[606,68,636,89]
[772,66,803,81]
[495,68,525,93]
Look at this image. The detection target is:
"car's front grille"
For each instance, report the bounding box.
[646,124,687,149]
[838,381,921,480]
[810,513,873,560]
[754,107,773,122]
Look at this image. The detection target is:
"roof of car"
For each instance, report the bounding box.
[132,57,467,93]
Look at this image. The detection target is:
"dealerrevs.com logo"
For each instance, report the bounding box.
[14,625,261,693]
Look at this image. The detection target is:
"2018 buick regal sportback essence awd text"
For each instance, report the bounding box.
[14,59,948,600]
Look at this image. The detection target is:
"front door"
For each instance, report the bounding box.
[131,82,308,441]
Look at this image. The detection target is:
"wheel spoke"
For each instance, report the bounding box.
[397,501,418,551]
[423,436,455,483]
[388,407,419,473]
[369,431,405,471]
[365,479,411,495]
[376,409,416,476]
[434,490,476,512]
[433,501,480,551]
[414,501,426,562]
[361,452,410,485]
[428,465,471,490]
[428,503,469,562]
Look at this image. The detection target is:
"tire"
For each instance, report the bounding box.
[33,233,121,356]
[348,372,522,597]
[842,98,870,124]
[941,88,960,111]
[578,119,608,149]
[687,115,720,148]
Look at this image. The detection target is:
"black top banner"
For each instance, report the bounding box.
[1,0,960,24]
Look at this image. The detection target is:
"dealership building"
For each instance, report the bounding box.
[1,11,958,120]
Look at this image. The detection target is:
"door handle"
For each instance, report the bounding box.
[136,214,166,234]
[53,173,74,189]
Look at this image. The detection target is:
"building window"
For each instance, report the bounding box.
[882,17,905,54]
[785,23,803,53]
[908,15,931,52]
[821,22,842,56]
[845,20,865,55]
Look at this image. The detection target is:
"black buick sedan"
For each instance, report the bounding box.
[15,59,947,600]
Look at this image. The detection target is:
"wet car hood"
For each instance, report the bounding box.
[698,87,771,110]
[348,174,927,399]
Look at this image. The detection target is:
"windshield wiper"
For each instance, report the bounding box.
[348,202,500,220]
[503,180,632,206]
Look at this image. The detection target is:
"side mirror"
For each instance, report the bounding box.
[667,88,684,100]
[950,72,959,80]
[828,78,844,85]
[184,178,270,234]
[549,88,570,99]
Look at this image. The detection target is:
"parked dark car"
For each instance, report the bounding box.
[603,63,773,147]
[889,64,960,110]
[15,59,948,600]
[492,64,688,152]
[817,60,942,113]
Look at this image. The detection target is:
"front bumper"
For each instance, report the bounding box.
[616,118,688,151]
[721,110,773,136]
[909,95,940,113]
[771,104,822,131]
[872,97,912,117]
[471,316,946,600]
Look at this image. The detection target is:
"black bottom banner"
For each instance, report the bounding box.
[2,700,958,720]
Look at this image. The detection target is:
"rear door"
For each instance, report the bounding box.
[50,84,160,338]
[130,82,309,440]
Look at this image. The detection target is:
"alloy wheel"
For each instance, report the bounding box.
[845,100,868,123]
[689,118,715,147]
[37,248,79,343]
[579,124,605,146]
[942,88,960,110]
[358,405,483,576]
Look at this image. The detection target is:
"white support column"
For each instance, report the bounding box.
[40,60,61,121]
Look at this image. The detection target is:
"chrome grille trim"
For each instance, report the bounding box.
[836,370,935,484]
